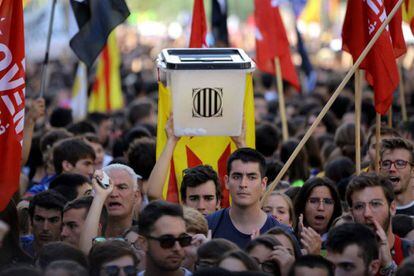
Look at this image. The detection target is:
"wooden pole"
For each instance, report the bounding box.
[388,107,392,128]
[261,0,404,204]
[274,57,289,142]
[398,64,408,122]
[375,113,381,173]
[355,69,362,175]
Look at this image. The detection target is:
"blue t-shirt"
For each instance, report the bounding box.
[206,208,292,249]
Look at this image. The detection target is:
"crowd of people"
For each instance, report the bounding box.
[2,21,414,276]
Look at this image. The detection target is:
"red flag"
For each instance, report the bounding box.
[386,0,407,57]
[0,0,26,211]
[189,0,207,48]
[254,0,300,91]
[342,0,400,115]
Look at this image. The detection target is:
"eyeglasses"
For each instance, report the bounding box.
[307,197,335,207]
[101,265,137,276]
[93,237,127,244]
[352,200,385,213]
[258,260,280,273]
[380,159,413,170]
[146,234,192,249]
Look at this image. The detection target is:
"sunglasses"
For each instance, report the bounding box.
[101,265,137,276]
[147,234,192,249]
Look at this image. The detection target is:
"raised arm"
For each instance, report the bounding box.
[79,170,113,255]
[22,98,45,166]
[147,116,179,200]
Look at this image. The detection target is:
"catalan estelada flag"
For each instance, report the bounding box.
[156,74,255,208]
[88,31,124,112]
[403,0,414,34]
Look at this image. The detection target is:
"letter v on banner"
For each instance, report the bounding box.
[0,0,26,211]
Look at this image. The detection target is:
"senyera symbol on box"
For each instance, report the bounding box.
[192,87,223,118]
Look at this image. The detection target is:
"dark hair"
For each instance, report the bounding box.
[326,223,379,267]
[363,125,400,157]
[87,112,110,126]
[265,160,284,184]
[285,186,301,202]
[218,250,260,271]
[138,200,184,237]
[346,173,395,208]
[28,190,67,220]
[0,265,42,276]
[245,234,281,253]
[255,123,280,158]
[307,108,338,134]
[36,241,88,270]
[63,196,108,233]
[127,137,156,180]
[127,100,155,126]
[53,137,95,174]
[293,178,342,234]
[39,129,73,153]
[227,148,266,178]
[265,227,301,258]
[49,173,91,201]
[197,239,239,261]
[82,133,100,144]
[334,123,365,161]
[392,215,414,238]
[50,107,73,128]
[381,137,414,163]
[66,121,97,136]
[180,165,221,202]
[324,157,355,184]
[280,139,310,183]
[0,200,32,267]
[45,260,88,276]
[288,255,334,276]
[89,240,138,276]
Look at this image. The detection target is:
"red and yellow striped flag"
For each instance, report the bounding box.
[403,0,414,34]
[88,31,123,112]
[156,74,255,208]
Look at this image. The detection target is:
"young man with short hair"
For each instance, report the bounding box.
[180,165,221,216]
[207,148,289,248]
[52,137,95,179]
[22,190,67,257]
[138,200,192,276]
[61,196,107,248]
[346,173,413,269]
[326,223,380,276]
[49,173,92,202]
[380,138,414,216]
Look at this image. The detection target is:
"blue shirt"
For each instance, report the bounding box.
[206,208,292,249]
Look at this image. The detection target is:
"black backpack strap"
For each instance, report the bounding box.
[209,208,226,238]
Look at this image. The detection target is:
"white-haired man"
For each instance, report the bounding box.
[78,164,142,254]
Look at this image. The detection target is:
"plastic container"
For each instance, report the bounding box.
[157,48,255,136]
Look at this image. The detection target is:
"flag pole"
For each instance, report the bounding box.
[398,64,408,122]
[261,0,404,204]
[375,113,381,173]
[355,69,362,175]
[274,57,289,142]
[388,107,392,127]
[39,0,57,98]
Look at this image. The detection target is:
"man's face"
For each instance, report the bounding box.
[68,158,94,179]
[367,135,393,164]
[98,119,112,145]
[105,169,139,219]
[76,182,92,198]
[350,186,395,233]
[32,206,62,248]
[380,148,414,195]
[327,244,378,276]
[88,141,105,170]
[61,208,87,247]
[143,215,187,272]
[185,180,220,215]
[225,160,267,208]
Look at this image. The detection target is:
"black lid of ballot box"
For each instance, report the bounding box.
[158,48,253,70]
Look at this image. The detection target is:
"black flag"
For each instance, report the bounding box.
[211,0,229,46]
[70,0,130,68]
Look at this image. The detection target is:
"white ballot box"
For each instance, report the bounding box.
[157,48,255,136]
